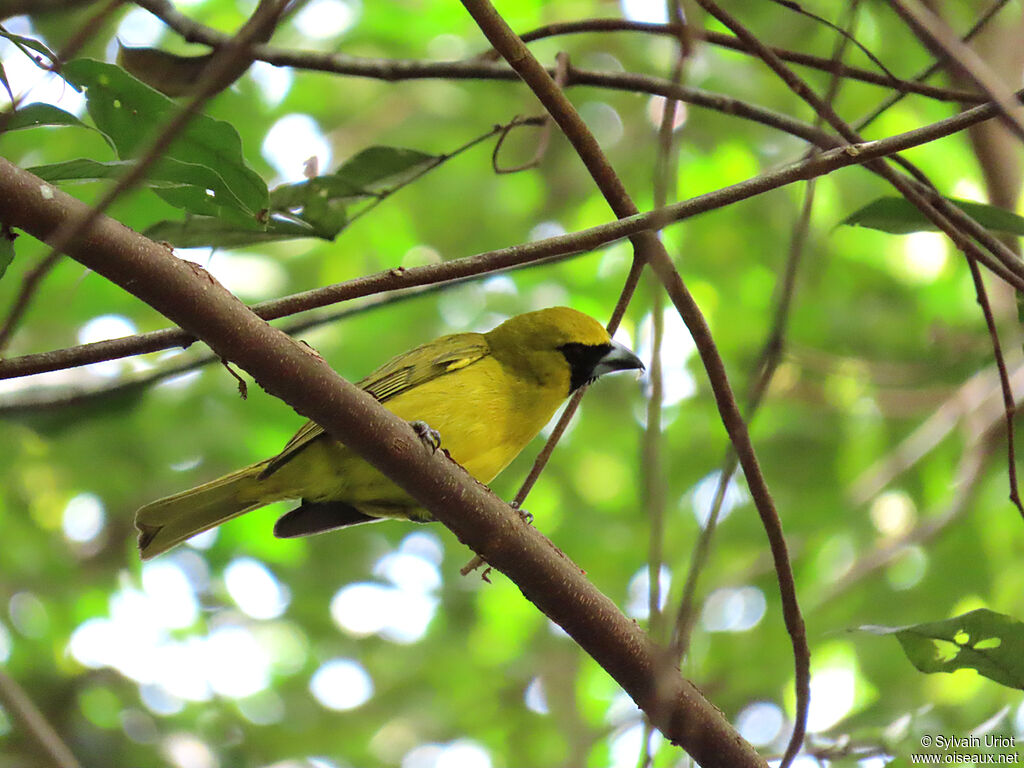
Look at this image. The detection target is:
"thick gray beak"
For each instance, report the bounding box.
[592,340,645,379]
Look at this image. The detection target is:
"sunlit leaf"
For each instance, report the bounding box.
[859,609,1024,689]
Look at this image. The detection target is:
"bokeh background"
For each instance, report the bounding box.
[2,1,1023,766]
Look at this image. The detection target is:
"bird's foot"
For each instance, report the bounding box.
[509,500,533,524]
[410,420,441,452]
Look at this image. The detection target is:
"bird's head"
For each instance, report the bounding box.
[486,307,645,395]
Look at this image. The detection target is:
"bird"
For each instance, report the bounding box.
[135,306,644,559]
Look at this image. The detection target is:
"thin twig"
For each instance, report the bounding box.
[693,0,1024,530]
[855,0,1012,131]
[4,95,1020,380]
[136,1,985,104]
[0,0,290,352]
[461,6,805,766]
[0,669,82,768]
[884,0,1024,142]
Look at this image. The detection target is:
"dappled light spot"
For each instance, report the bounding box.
[139,683,185,716]
[77,315,138,377]
[578,102,624,148]
[885,545,927,591]
[329,532,443,642]
[625,565,671,620]
[524,677,548,714]
[293,0,359,40]
[142,560,199,630]
[900,231,948,283]
[815,533,856,584]
[427,34,468,61]
[78,314,137,346]
[702,586,766,633]
[439,284,486,329]
[402,740,492,768]
[637,308,697,407]
[647,96,688,132]
[375,551,442,594]
[8,592,48,638]
[115,7,164,46]
[262,114,332,183]
[225,557,290,620]
[200,252,288,300]
[185,528,218,551]
[205,625,272,698]
[528,221,566,242]
[0,621,11,663]
[735,701,785,746]
[482,275,518,297]
[237,689,286,726]
[161,732,218,768]
[250,61,292,108]
[870,490,916,538]
[574,451,628,505]
[691,470,748,527]
[620,0,668,23]
[309,658,372,711]
[807,666,856,732]
[609,722,661,768]
[330,582,438,643]
[62,492,105,544]
[605,690,642,726]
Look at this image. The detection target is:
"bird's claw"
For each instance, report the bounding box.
[411,420,441,453]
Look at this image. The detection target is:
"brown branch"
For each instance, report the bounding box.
[884,0,1024,142]
[3,94,1019,381]
[0,0,288,353]
[460,3,808,766]
[0,152,765,768]
[693,0,1024,525]
[136,1,984,104]
[855,0,1013,131]
[670,12,842,660]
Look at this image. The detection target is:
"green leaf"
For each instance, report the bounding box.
[29,157,255,219]
[0,28,57,63]
[842,196,1024,236]
[144,215,317,249]
[266,146,437,241]
[0,230,13,280]
[2,103,88,131]
[859,609,1024,689]
[60,59,268,218]
[334,145,438,193]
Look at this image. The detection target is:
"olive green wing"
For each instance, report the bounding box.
[259,333,490,479]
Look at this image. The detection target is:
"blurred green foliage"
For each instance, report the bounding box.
[1,1,1023,767]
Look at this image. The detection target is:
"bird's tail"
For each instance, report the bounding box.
[135,461,272,560]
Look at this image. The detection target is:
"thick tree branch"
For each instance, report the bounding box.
[0,156,763,768]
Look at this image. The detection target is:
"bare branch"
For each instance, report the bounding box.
[0,152,767,768]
